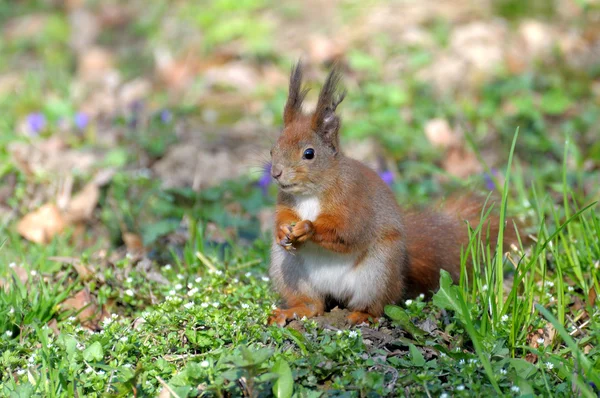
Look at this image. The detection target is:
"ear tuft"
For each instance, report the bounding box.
[283,61,310,125]
[312,64,346,149]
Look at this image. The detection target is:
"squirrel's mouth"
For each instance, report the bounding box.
[278,183,297,190]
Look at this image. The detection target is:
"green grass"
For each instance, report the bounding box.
[1,0,600,397]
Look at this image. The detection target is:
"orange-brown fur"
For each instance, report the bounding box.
[267,62,515,326]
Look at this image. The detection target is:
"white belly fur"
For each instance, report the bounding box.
[293,196,382,309]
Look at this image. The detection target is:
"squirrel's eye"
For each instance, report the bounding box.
[303,148,315,160]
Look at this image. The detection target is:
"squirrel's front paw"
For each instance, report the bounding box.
[289,220,314,244]
[277,224,295,251]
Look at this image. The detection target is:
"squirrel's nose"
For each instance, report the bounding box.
[271,166,283,180]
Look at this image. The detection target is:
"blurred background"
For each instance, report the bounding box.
[1,0,599,262]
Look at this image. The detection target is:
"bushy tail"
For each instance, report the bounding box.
[402,194,518,297]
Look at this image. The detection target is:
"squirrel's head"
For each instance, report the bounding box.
[270,61,346,196]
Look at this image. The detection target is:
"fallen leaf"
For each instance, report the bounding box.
[589,286,597,307]
[442,146,481,179]
[424,118,460,149]
[78,47,115,82]
[61,288,99,330]
[17,203,66,244]
[123,232,144,252]
[47,319,60,336]
[64,182,100,223]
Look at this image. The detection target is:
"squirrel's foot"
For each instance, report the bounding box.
[268,304,322,327]
[347,311,378,326]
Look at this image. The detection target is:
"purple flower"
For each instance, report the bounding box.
[379,170,394,186]
[258,162,272,195]
[26,112,46,135]
[74,112,89,130]
[484,168,498,190]
[160,109,173,124]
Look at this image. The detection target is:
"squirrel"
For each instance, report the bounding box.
[268,62,514,326]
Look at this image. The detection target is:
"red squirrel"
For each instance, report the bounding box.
[268,62,513,326]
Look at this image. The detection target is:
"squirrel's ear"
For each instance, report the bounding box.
[312,65,346,150]
[283,61,309,125]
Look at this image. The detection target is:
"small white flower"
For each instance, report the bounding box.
[187,283,193,289]
[68,316,76,322]
[549,296,555,303]
[241,303,250,309]
[418,294,425,300]
[537,338,544,345]
[111,313,118,319]
[177,274,184,280]
[164,264,172,271]
[405,299,413,306]
[123,363,132,368]
[188,287,199,296]
[168,289,176,296]
[545,281,554,288]
[482,284,488,292]
[200,360,209,367]
[126,277,133,284]
[511,385,520,393]
[501,315,509,322]
[125,289,135,297]
[85,367,93,374]
[233,278,239,283]
[500,368,507,375]
[456,385,465,391]
[245,272,252,278]
[184,302,194,309]
[9,307,14,315]
[567,286,574,292]
[336,330,342,336]
[30,270,37,276]
[195,277,202,283]
[77,343,85,350]
[16,369,26,376]
[120,336,128,342]
[28,355,35,363]
[175,283,183,290]
[459,359,465,365]
[348,330,358,338]
[215,270,223,276]
[126,253,134,260]
[440,352,447,358]
[469,358,477,364]
[440,393,449,398]
[301,316,307,321]
[8,262,16,268]
[5,330,13,337]
[97,370,105,376]
[47,343,53,349]
[271,304,277,310]
[261,276,270,282]
[201,302,209,308]
[545,362,554,370]
[103,318,112,326]
[594,260,599,269]
[212,302,219,308]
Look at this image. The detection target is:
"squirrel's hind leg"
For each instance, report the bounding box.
[268,296,325,327]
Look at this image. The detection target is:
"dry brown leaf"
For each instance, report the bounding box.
[123,232,144,252]
[17,203,66,244]
[589,286,597,308]
[8,264,29,284]
[442,146,482,179]
[64,182,100,223]
[424,119,460,149]
[47,319,60,336]
[61,288,99,330]
[78,47,115,82]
